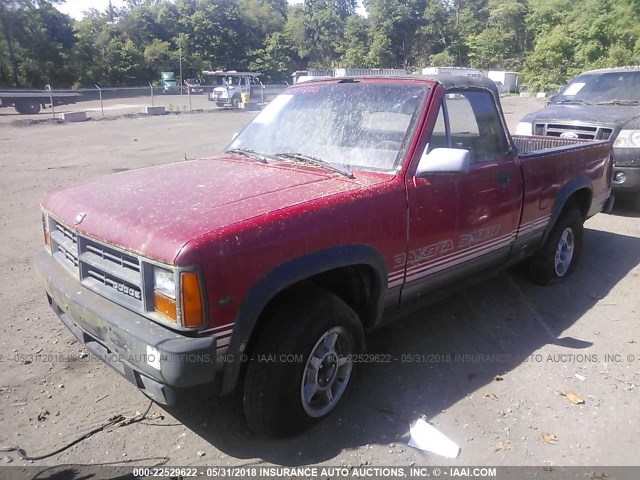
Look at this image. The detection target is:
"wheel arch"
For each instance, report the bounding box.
[542,177,592,245]
[219,245,387,395]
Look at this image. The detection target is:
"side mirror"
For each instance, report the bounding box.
[416,148,470,176]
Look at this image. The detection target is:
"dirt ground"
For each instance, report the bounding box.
[0,96,639,470]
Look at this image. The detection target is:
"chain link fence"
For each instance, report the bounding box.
[0,84,288,120]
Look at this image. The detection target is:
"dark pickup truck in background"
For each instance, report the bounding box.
[517,66,640,209]
[35,76,613,437]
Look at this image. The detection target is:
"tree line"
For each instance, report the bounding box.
[1,0,639,91]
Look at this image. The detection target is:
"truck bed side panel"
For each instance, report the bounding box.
[515,136,612,242]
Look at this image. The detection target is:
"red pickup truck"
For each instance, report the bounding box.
[35,76,613,437]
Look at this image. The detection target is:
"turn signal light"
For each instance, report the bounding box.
[180,271,204,328]
[42,213,51,251]
[154,291,177,322]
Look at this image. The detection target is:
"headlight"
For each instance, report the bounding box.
[152,267,204,328]
[153,268,177,322]
[42,211,51,252]
[515,122,533,135]
[154,268,176,299]
[613,130,640,148]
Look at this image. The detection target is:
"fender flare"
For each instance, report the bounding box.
[219,244,387,394]
[542,176,592,245]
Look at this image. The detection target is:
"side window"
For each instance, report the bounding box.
[445,90,510,163]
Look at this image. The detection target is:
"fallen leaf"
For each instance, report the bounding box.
[541,432,558,445]
[37,409,49,421]
[561,391,585,404]
[494,441,512,451]
[483,392,498,400]
[494,375,504,382]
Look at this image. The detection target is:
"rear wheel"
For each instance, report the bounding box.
[231,94,241,108]
[15,99,41,114]
[528,208,584,285]
[243,288,364,437]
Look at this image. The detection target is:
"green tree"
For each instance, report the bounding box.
[466,0,527,70]
[340,15,370,67]
[0,0,75,87]
[366,0,428,68]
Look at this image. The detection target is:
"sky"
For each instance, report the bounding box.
[56,0,127,20]
[55,0,365,20]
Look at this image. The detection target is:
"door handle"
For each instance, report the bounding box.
[498,172,511,186]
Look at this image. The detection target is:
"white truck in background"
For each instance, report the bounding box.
[204,71,262,108]
[421,67,483,78]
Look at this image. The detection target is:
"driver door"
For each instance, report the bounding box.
[402,89,523,303]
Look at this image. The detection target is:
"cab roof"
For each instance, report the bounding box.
[579,66,640,75]
[298,74,501,99]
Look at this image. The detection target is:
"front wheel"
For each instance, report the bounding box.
[528,208,584,285]
[243,288,364,437]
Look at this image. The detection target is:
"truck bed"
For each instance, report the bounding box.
[515,135,613,223]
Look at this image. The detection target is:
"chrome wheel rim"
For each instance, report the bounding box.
[300,326,353,418]
[554,227,575,277]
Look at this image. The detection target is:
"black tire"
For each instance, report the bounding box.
[528,208,584,285]
[231,94,241,108]
[15,100,41,114]
[243,288,364,437]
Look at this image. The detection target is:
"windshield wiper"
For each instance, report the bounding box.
[274,152,354,178]
[555,99,591,105]
[226,148,269,164]
[596,99,640,106]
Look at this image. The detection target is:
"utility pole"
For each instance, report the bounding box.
[179,33,183,96]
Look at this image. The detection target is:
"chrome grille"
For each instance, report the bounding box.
[534,123,613,141]
[50,222,78,273]
[50,218,143,310]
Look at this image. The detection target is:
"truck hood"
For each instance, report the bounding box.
[523,103,640,127]
[42,156,376,264]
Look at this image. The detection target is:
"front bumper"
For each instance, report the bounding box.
[35,249,219,405]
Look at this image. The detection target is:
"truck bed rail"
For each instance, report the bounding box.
[512,135,601,154]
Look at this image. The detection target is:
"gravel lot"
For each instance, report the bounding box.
[0,96,638,469]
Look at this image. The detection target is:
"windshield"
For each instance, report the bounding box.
[553,71,640,105]
[228,82,428,172]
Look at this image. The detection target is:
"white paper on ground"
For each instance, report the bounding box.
[408,417,460,458]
